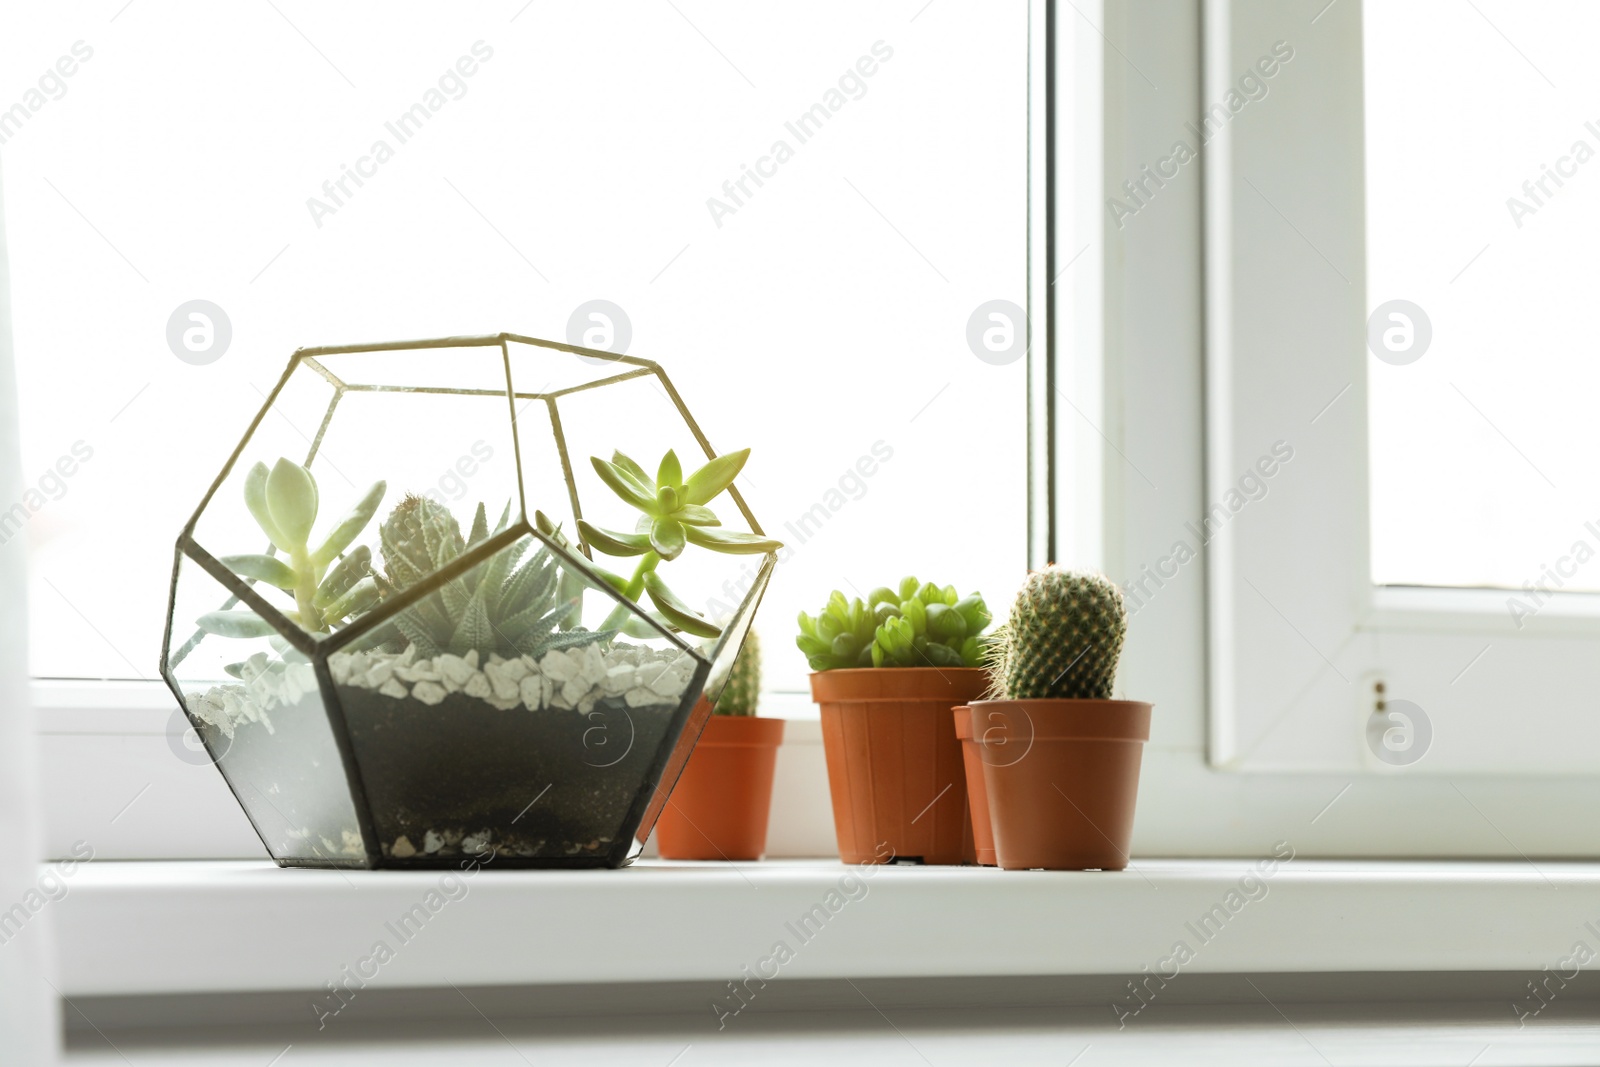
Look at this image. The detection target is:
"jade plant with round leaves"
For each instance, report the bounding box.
[197,457,386,641]
[797,576,992,670]
[578,447,782,638]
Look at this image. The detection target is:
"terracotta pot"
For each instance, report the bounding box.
[811,668,989,865]
[655,707,785,861]
[970,699,1152,871]
[951,706,996,866]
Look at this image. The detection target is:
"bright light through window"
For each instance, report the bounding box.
[1366,0,1600,593]
[1,3,1027,688]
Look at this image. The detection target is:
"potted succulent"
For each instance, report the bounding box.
[971,566,1151,870]
[797,578,991,865]
[160,335,781,869]
[655,630,785,861]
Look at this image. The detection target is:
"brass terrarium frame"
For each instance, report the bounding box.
[159,333,775,869]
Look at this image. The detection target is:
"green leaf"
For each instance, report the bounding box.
[816,613,843,642]
[682,525,782,555]
[501,549,556,617]
[923,641,965,667]
[796,634,829,658]
[657,484,680,514]
[265,458,318,548]
[467,502,489,547]
[197,610,277,640]
[867,587,899,609]
[611,450,653,488]
[493,500,512,536]
[589,563,631,594]
[960,635,984,668]
[221,553,299,589]
[619,614,670,640]
[797,612,817,639]
[311,480,386,567]
[899,576,921,600]
[675,504,721,527]
[527,627,616,658]
[578,519,653,557]
[683,448,749,506]
[323,576,379,621]
[591,456,656,512]
[927,602,966,640]
[657,449,682,490]
[389,608,442,658]
[243,462,285,547]
[447,586,494,656]
[649,517,686,560]
[953,594,991,634]
[642,570,722,637]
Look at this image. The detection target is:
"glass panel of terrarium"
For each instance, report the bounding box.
[325,531,705,866]
[303,343,511,395]
[543,369,764,640]
[185,360,346,605]
[163,551,367,866]
[504,335,646,397]
[308,387,521,598]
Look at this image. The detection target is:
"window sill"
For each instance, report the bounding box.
[51,858,1596,997]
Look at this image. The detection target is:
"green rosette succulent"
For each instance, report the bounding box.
[374,495,609,661]
[197,457,385,641]
[579,447,781,639]
[796,576,991,671]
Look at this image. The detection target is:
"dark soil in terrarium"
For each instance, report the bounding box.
[336,687,681,868]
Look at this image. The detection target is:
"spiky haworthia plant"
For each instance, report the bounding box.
[796,577,991,670]
[197,457,386,641]
[579,448,781,639]
[711,629,761,716]
[988,566,1127,700]
[376,495,609,661]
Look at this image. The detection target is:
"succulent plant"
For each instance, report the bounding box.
[198,457,386,640]
[579,447,782,639]
[987,566,1126,700]
[711,629,761,716]
[376,494,609,661]
[796,577,991,671]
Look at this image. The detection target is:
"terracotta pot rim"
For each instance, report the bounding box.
[692,715,785,747]
[810,667,989,704]
[967,698,1152,743]
[952,705,974,740]
[968,698,1152,710]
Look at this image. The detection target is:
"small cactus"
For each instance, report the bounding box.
[989,567,1126,700]
[712,630,761,716]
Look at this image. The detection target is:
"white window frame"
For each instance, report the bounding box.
[1094,0,1600,857]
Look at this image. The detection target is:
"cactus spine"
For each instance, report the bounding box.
[990,567,1126,700]
[712,630,761,716]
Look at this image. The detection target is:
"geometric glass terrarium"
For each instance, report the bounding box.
[159,333,777,869]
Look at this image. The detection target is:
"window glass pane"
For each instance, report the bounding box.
[2,4,1027,687]
[1366,0,1600,591]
